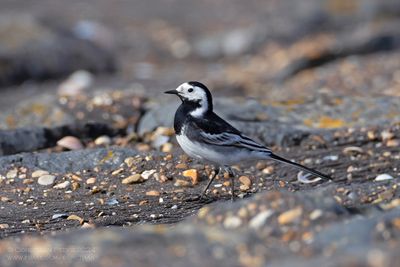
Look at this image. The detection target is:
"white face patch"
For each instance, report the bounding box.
[176,82,209,117]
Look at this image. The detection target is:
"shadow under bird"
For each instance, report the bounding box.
[165,81,332,200]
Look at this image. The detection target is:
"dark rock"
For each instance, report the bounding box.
[0,14,116,87]
[278,23,400,81]
[0,147,137,173]
[0,123,121,156]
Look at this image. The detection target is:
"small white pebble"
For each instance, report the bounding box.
[375,174,394,181]
[323,155,339,161]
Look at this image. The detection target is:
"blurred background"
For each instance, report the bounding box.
[0,0,400,129]
[1,3,400,264]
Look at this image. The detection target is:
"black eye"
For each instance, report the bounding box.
[188,88,194,93]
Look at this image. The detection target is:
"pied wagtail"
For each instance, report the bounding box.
[165,81,331,200]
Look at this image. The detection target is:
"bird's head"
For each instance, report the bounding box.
[165,81,213,117]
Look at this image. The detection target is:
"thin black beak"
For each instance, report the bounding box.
[164,89,178,95]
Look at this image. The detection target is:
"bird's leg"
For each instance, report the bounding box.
[226,166,236,202]
[201,166,220,199]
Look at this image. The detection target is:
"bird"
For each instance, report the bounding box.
[165,81,332,200]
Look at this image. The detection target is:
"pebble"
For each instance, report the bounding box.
[278,207,303,225]
[72,182,80,190]
[323,155,339,161]
[106,198,119,206]
[38,175,56,186]
[81,222,95,229]
[240,184,250,191]
[94,136,111,146]
[223,181,231,187]
[182,169,199,185]
[249,210,274,229]
[52,213,68,219]
[71,174,82,181]
[31,170,49,178]
[174,179,191,187]
[1,196,11,202]
[381,130,394,141]
[375,174,394,181]
[161,142,173,153]
[175,163,188,169]
[86,177,96,184]
[154,127,175,136]
[58,70,93,96]
[223,216,242,229]
[6,169,18,179]
[146,190,160,196]
[67,214,84,224]
[111,168,124,176]
[309,209,323,220]
[53,181,70,189]
[122,174,143,184]
[343,146,364,154]
[155,174,169,183]
[141,170,156,180]
[239,176,252,187]
[124,157,135,168]
[262,166,274,174]
[23,179,34,184]
[57,136,84,150]
[0,224,9,229]
[386,139,399,147]
[152,135,169,148]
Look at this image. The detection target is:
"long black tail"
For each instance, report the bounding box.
[269,153,332,180]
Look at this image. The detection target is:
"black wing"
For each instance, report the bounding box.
[186,112,271,153]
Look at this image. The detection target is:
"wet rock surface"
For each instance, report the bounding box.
[0,0,400,266]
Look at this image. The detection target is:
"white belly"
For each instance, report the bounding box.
[176,134,263,165]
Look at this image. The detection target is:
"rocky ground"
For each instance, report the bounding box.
[0,0,400,266]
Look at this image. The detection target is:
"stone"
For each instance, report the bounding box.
[38,175,56,186]
[161,143,173,153]
[67,214,84,224]
[124,157,135,168]
[278,207,303,225]
[0,224,9,229]
[86,178,96,184]
[94,136,112,146]
[223,216,242,229]
[57,136,84,150]
[239,176,252,187]
[249,210,274,229]
[51,214,68,220]
[182,169,199,185]
[122,174,143,184]
[58,70,93,96]
[146,191,161,196]
[32,170,49,178]
[141,170,156,180]
[175,163,188,169]
[53,181,70,189]
[6,169,18,179]
[375,174,394,181]
[174,179,191,187]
